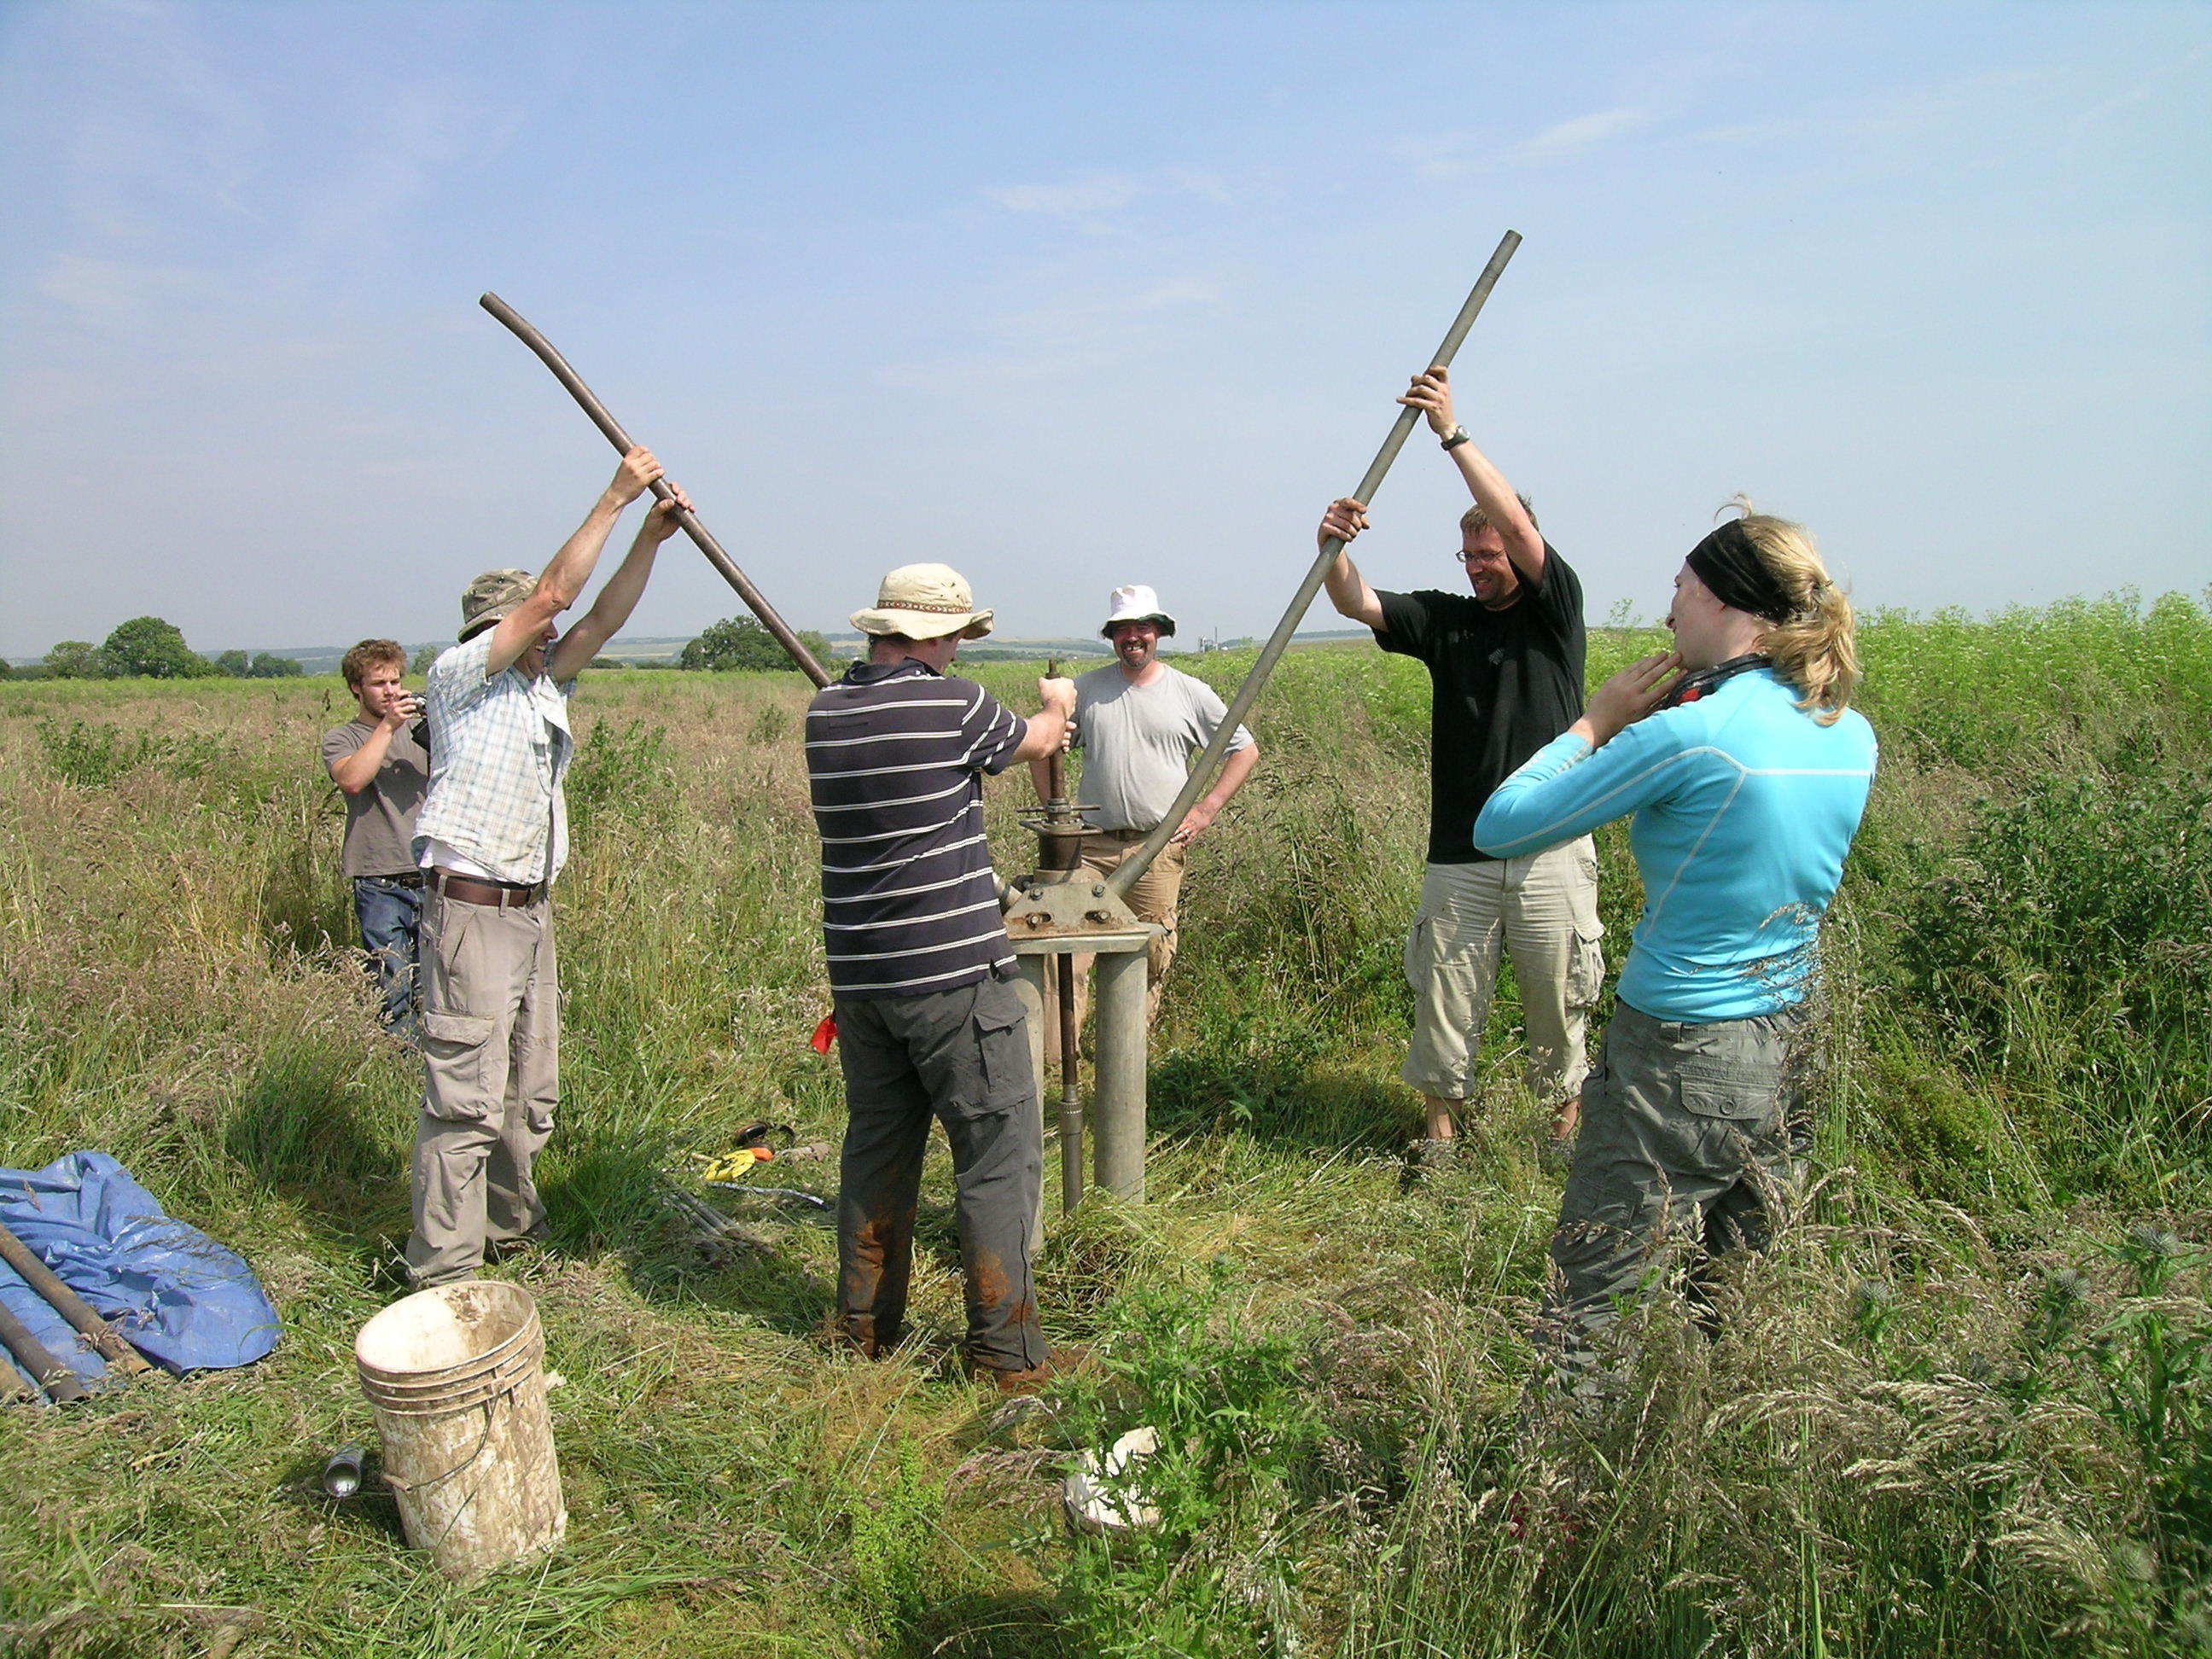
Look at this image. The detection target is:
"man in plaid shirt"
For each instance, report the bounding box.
[404,446,688,1288]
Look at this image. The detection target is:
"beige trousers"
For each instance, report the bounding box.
[406,887,559,1287]
[1401,837,1604,1106]
[1043,830,1186,1066]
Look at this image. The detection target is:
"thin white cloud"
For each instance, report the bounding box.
[984,172,1149,219]
[1509,107,1652,162]
[33,253,195,317]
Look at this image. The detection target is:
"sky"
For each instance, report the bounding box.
[1,1,2206,660]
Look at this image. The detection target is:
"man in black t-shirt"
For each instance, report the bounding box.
[1318,366,1604,1160]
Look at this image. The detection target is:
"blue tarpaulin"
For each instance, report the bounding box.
[0,1151,279,1394]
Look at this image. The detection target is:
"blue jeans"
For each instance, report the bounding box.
[353,876,422,1040]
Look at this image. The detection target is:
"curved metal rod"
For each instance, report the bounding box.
[1106,230,1523,899]
[479,293,832,688]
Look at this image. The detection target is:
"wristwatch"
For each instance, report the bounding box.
[1440,425,1472,450]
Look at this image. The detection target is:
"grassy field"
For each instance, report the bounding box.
[1,591,2208,1658]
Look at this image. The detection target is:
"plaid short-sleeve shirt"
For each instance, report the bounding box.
[411,631,574,885]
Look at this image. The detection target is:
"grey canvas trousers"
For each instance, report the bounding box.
[1540,1000,1811,1365]
[405,885,558,1288]
[833,973,1046,1371]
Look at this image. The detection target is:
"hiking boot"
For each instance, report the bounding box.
[967,1345,1091,1396]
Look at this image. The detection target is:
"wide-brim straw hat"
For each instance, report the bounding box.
[850,562,995,640]
[1101,584,1176,638]
[459,568,536,641]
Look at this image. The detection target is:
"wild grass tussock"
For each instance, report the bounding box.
[0,593,2208,1656]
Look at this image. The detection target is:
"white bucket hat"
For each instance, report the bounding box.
[849,563,995,640]
[1102,584,1176,638]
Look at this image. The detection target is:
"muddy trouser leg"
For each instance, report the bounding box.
[409,890,536,1288]
[1537,1002,1801,1379]
[1113,836,1185,1027]
[1500,836,1604,1107]
[486,899,557,1248]
[834,995,935,1356]
[876,975,1047,1370]
[1400,860,1507,1103]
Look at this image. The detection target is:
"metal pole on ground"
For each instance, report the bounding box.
[1105,230,1523,901]
[479,293,832,688]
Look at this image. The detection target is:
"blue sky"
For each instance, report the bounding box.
[2,1,2205,659]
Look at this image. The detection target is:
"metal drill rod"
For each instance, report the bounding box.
[0,1294,85,1405]
[1044,661,1086,1211]
[1106,230,1522,899]
[479,293,832,688]
[0,1220,149,1377]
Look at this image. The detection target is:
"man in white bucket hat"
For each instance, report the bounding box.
[1028,584,1259,1032]
[806,562,1082,1393]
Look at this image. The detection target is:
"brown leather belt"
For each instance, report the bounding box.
[428,867,544,908]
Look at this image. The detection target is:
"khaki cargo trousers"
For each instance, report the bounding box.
[1401,835,1604,1106]
[405,886,558,1288]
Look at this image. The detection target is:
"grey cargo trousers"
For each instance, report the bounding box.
[1540,1000,1811,1366]
[832,972,1046,1371]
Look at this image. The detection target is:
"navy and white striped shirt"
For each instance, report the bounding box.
[806,659,1026,998]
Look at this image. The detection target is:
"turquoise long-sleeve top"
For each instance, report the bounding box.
[1473,666,1877,1022]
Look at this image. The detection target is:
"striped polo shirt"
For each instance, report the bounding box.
[806,658,1027,999]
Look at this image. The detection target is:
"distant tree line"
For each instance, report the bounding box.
[15,617,301,681]
[678,616,836,672]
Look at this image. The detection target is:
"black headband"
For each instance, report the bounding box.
[1685,520,1795,624]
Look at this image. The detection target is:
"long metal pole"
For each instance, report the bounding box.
[1043,660,1086,1213]
[479,294,832,689]
[1107,231,1522,899]
[0,1221,149,1377]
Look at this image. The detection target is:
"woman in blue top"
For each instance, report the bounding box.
[1473,502,1876,1367]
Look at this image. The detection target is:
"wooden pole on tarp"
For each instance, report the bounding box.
[0,1220,151,1377]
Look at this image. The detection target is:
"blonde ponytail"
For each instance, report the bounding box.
[1722,498,1860,722]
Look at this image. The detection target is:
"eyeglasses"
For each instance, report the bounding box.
[1455,549,1508,563]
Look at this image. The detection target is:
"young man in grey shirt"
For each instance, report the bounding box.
[322,638,430,1040]
[1029,585,1259,1029]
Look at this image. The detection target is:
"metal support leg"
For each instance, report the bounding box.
[1092,947,1149,1202]
[1010,958,1050,1259]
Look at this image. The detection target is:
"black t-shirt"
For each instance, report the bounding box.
[1374,544,1587,864]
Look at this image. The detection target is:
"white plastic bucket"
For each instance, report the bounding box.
[355,1281,566,1579]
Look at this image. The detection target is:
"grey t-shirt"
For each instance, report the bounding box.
[1070,663,1254,832]
[321,719,430,879]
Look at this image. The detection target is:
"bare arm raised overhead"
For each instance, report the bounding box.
[1397,365,1546,586]
[486,447,664,678]
[1318,498,1386,630]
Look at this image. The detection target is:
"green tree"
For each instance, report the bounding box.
[247,653,303,678]
[410,645,442,674]
[213,649,251,677]
[680,616,833,672]
[42,641,105,679]
[99,616,212,679]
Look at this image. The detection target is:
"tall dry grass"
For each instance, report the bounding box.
[0,594,2206,1656]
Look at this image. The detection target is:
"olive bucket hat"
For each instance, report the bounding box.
[458,569,536,641]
